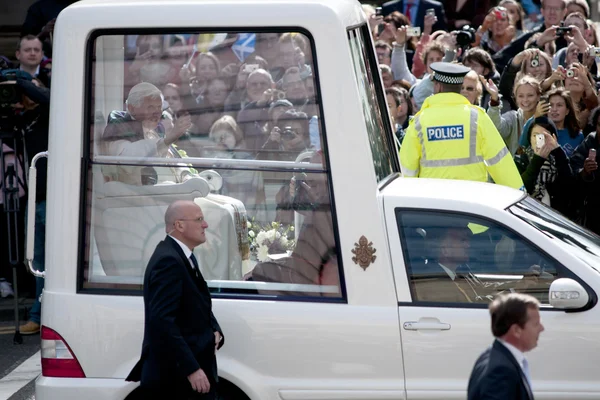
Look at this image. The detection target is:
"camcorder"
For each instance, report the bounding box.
[455,25,477,48]
[0,69,32,133]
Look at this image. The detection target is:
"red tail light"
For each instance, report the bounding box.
[41,326,86,378]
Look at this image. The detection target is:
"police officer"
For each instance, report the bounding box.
[399,62,524,190]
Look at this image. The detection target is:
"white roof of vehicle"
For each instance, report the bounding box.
[62,0,365,28]
[383,177,526,211]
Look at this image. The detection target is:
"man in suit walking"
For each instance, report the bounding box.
[468,293,545,400]
[127,200,224,399]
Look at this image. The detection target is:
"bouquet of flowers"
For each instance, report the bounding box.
[247,220,295,262]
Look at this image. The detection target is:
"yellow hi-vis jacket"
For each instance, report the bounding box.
[399,93,525,190]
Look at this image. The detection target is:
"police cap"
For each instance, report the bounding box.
[430,62,470,85]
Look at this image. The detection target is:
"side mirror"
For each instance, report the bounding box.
[549,278,589,310]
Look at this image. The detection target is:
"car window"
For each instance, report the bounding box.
[83,31,343,300]
[396,209,566,305]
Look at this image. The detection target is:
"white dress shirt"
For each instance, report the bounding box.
[497,339,527,373]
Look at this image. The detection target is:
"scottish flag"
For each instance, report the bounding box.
[232,33,256,62]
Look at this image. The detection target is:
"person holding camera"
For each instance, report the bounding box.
[260,110,310,161]
[514,117,574,215]
[485,76,542,155]
[474,7,517,56]
[492,0,568,73]
[498,48,552,110]
[570,107,600,234]
[0,75,52,334]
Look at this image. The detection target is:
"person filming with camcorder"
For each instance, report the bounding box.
[0,68,51,335]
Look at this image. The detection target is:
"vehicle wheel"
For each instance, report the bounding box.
[219,379,250,400]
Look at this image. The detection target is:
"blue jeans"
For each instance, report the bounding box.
[29,201,46,324]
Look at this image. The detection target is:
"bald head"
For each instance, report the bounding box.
[165,200,196,231]
[165,200,209,249]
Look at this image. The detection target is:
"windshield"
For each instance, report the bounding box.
[510,197,600,267]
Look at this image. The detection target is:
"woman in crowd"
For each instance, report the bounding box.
[485,76,542,155]
[564,62,599,130]
[499,48,552,110]
[570,107,600,233]
[520,87,584,158]
[182,52,221,102]
[192,77,230,136]
[386,87,413,146]
[205,115,267,220]
[474,7,517,56]
[499,0,526,34]
[514,117,574,216]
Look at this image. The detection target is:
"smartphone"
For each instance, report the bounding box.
[138,43,150,55]
[407,26,421,37]
[589,149,597,160]
[577,52,584,63]
[243,64,259,74]
[375,7,383,16]
[377,23,385,36]
[426,8,435,16]
[535,134,545,149]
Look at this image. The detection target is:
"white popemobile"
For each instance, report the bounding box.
[26,0,600,399]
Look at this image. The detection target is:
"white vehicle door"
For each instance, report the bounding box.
[385,200,600,400]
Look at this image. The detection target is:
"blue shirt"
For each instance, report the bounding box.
[404,0,420,22]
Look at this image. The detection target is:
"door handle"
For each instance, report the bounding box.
[403,321,451,331]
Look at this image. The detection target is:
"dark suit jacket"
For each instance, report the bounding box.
[443,0,490,29]
[382,0,447,32]
[126,236,224,393]
[468,340,534,400]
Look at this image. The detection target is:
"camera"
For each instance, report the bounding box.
[589,47,600,57]
[567,69,575,78]
[455,25,476,48]
[407,27,421,37]
[531,54,539,67]
[556,22,571,37]
[426,8,435,16]
[282,126,298,139]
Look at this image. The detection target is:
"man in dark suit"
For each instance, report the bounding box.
[382,0,447,32]
[126,200,224,399]
[468,293,545,400]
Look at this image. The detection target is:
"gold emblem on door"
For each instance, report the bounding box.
[351,236,376,270]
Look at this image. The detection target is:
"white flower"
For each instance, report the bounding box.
[280,237,288,247]
[275,231,281,239]
[256,231,267,245]
[247,222,252,229]
[257,245,270,262]
[248,231,255,238]
[267,229,277,242]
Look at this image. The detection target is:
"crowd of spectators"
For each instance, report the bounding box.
[369,0,600,235]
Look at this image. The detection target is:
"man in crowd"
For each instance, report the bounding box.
[399,62,524,190]
[15,35,49,87]
[468,293,544,400]
[381,0,447,32]
[101,82,192,185]
[126,200,224,399]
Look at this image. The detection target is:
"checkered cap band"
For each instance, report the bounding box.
[433,73,464,85]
